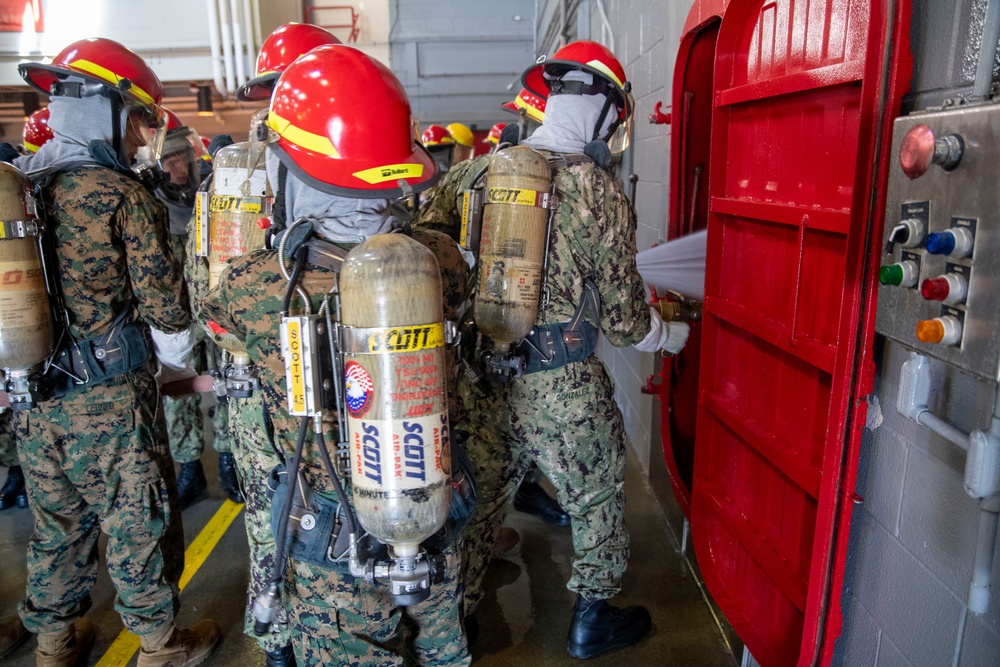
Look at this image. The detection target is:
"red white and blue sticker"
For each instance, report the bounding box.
[345,361,374,417]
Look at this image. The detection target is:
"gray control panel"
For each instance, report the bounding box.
[876,103,1000,382]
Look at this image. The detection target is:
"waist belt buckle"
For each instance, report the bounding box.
[538,328,555,365]
[562,328,583,353]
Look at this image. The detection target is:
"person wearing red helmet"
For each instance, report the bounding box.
[22,107,53,153]
[428,40,685,660]
[200,45,471,667]
[421,124,456,173]
[483,122,506,153]
[149,110,243,510]
[12,38,220,667]
[238,22,341,102]
[179,22,340,667]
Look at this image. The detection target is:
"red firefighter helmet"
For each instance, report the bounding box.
[239,23,341,101]
[19,38,163,116]
[421,124,454,147]
[267,44,437,196]
[484,122,506,144]
[521,40,633,132]
[500,87,547,123]
[22,108,53,153]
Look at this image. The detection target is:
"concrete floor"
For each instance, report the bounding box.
[0,444,738,666]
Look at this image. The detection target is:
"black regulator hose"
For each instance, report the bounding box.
[314,425,359,537]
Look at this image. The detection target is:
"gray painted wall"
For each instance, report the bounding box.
[834,3,1000,665]
[388,0,535,128]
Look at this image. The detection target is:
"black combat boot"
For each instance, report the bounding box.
[217,453,244,503]
[513,480,570,526]
[566,595,651,659]
[176,460,207,509]
[264,644,296,667]
[0,466,28,510]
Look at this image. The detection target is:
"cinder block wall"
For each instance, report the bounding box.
[834,2,1000,664]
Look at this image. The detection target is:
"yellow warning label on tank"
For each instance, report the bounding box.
[487,187,547,207]
[366,323,444,353]
[0,224,5,239]
[210,195,263,214]
[352,163,425,185]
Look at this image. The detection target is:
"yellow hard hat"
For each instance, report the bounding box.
[446,122,474,148]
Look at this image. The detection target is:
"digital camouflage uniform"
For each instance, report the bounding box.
[14,166,189,637]
[164,229,230,465]
[0,409,15,468]
[414,156,485,242]
[184,215,290,651]
[415,155,651,614]
[199,228,470,667]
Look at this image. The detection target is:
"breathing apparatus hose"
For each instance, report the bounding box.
[314,422,359,537]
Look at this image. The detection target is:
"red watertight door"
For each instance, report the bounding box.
[655,0,728,519]
[692,1,911,665]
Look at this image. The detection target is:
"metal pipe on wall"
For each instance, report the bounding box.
[595,0,614,53]
[243,0,259,68]
[970,494,1000,614]
[217,0,237,95]
[974,0,1000,98]
[897,354,1000,614]
[205,0,227,97]
[230,0,247,88]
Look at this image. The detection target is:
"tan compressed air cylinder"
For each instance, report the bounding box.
[339,233,451,556]
[208,142,269,290]
[474,145,551,352]
[206,141,270,358]
[0,163,53,373]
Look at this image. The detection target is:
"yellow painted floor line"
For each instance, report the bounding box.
[95,499,245,667]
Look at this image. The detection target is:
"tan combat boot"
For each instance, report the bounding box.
[35,618,94,667]
[136,620,221,667]
[0,615,30,660]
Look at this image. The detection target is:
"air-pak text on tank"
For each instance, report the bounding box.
[367,322,445,353]
[358,421,382,484]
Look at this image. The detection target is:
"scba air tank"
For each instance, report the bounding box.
[339,234,451,562]
[205,142,271,396]
[474,145,552,351]
[0,163,54,399]
[208,142,270,289]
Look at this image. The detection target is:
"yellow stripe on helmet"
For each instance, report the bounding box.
[352,163,424,185]
[585,59,624,89]
[267,111,340,157]
[69,58,156,106]
[23,141,41,153]
[515,96,545,123]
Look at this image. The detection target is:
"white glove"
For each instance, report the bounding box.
[662,321,690,355]
[150,325,197,385]
[633,306,691,355]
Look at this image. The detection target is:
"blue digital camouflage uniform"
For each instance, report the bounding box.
[199,228,470,667]
[185,215,290,651]
[415,153,652,614]
[13,166,189,638]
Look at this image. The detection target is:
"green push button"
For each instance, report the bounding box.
[880,264,904,286]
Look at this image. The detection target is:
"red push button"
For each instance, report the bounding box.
[920,273,968,305]
[899,124,964,179]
